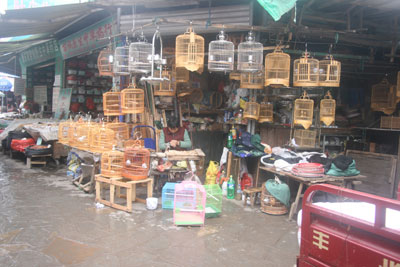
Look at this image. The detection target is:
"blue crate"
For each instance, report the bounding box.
[162,182,177,209]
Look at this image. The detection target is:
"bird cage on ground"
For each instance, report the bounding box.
[293,52,319,87]
[294,91,314,129]
[175,25,204,72]
[208,30,234,72]
[261,181,288,215]
[240,71,264,89]
[97,46,114,76]
[106,122,130,143]
[264,46,290,87]
[294,129,317,148]
[259,102,273,123]
[320,91,336,126]
[229,71,241,81]
[122,146,150,181]
[103,91,121,116]
[90,125,115,153]
[58,120,73,145]
[121,83,145,114]
[113,45,130,75]
[74,122,96,151]
[319,55,341,87]
[162,182,177,209]
[371,78,397,115]
[101,150,124,178]
[238,31,263,72]
[173,65,189,83]
[153,70,175,96]
[128,33,152,74]
[204,184,222,218]
[243,101,260,120]
[173,181,206,226]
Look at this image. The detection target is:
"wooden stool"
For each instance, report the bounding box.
[243,187,262,208]
[26,154,52,168]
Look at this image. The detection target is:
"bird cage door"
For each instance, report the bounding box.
[320,91,336,126]
[265,46,290,87]
[176,25,204,72]
[294,91,314,129]
[319,55,341,87]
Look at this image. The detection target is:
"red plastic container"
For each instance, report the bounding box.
[11,138,35,152]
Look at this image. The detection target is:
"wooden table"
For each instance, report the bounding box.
[259,165,366,221]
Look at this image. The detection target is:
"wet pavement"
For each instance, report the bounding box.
[0,154,299,266]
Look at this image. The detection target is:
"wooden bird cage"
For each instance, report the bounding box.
[293,52,319,87]
[294,129,317,148]
[319,55,341,87]
[240,71,264,89]
[175,25,204,72]
[90,126,116,153]
[320,91,336,126]
[371,78,397,115]
[103,91,121,116]
[154,70,175,96]
[258,102,273,123]
[264,46,290,87]
[58,120,73,145]
[122,146,150,181]
[243,101,260,120]
[173,65,189,83]
[106,122,130,142]
[101,150,124,178]
[294,91,314,129]
[121,84,145,114]
[237,31,263,72]
[113,46,130,75]
[229,71,241,81]
[128,33,152,74]
[67,121,77,146]
[74,122,96,151]
[208,30,234,72]
[97,47,113,77]
[261,183,288,215]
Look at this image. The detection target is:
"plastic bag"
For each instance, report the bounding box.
[205,161,219,184]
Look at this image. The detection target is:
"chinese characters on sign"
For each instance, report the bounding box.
[312,230,329,251]
[19,40,59,67]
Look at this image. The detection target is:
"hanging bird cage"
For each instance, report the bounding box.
[264,46,290,87]
[294,91,314,129]
[237,31,263,72]
[58,120,73,145]
[90,125,115,153]
[97,46,114,77]
[113,45,130,75]
[121,83,145,114]
[229,71,241,81]
[243,101,260,120]
[293,129,317,148]
[320,91,336,126]
[293,52,319,87]
[208,30,234,72]
[74,122,96,151]
[122,146,150,181]
[258,102,273,123]
[128,32,152,74]
[154,70,175,96]
[103,90,121,116]
[319,55,341,87]
[173,65,189,83]
[371,78,397,115]
[175,24,204,72]
[101,150,124,178]
[240,71,264,89]
[106,122,130,142]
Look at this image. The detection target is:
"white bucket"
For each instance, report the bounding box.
[146,197,158,210]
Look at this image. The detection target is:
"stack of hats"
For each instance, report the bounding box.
[292,163,324,178]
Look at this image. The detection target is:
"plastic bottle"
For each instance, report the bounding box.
[222,179,228,197]
[235,177,242,200]
[227,131,233,149]
[231,126,237,140]
[227,175,235,199]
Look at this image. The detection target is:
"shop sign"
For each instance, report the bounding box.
[19,40,59,67]
[59,17,116,60]
[5,0,89,10]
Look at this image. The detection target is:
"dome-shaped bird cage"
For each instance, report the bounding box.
[229,71,241,81]
[238,31,263,72]
[240,71,264,89]
[208,30,234,72]
[122,146,150,181]
[113,45,130,75]
[243,101,260,120]
[154,70,175,96]
[258,101,273,123]
[319,55,341,87]
[293,52,319,87]
[294,91,314,129]
[128,32,152,74]
[101,150,124,178]
[74,122,96,151]
[58,119,73,145]
[97,46,114,77]
[106,121,130,143]
[121,83,145,114]
[264,46,290,87]
[103,90,121,116]
[176,24,204,72]
[90,125,115,153]
[173,65,189,83]
[371,78,397,115]
[320,91,336,126]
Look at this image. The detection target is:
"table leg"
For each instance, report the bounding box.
[289,182,304,221]
[147,179,153,198]
[255,159,260,187]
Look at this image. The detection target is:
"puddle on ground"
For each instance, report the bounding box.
[0,229,22,244]
[197,226,218,237]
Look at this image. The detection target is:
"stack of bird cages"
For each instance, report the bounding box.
[380,116,400,129]
[97,46,114,76]
[243,101,260,120]
[173,181,206,226]
[260,182,288,215]
[103,91,121,116]
[229,71,241,81]
[319,55,341,87]
[294,91,314,129]
[106,122,130,143]
[122,146,150,181]
[204,184,222,218]
[113,46,130,75]
[67,121,78,146]
[238,31,263,72]
[294,129,317,148]
[101,150,124,178]
[264,46,290,87]
[371,78,396,114]
[58,120,73,145]
[128,33,152,74]
[162,182,177,209]
[208,30,234,72]
[240,71,264,89]
[90,125,115,153]
[320,91,336,126]
[293,52,319,87]
[176,25,204,72]
[153,70,175,96]
[121,84,145,114]
[74,122,96,151]
[258,102,273,123]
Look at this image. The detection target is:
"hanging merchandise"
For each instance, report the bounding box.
[103,90,121,116]
[208,29,234,72]
[240,71,264,89]
[121,82,145,114]
[243,100,260,120]
[153,70,175,96]
[371,78,396,115]
[293,129,317,148]
[237,31,263,72]
[175,23,204,72]
[259,100,273,123]
[101,150,124,178]
[113,42,130,75]
[319,55,341,87]
[229,71,241,81]
[294,91,314,129]
[128,32,152,74]
[320,91,336,126]
[173,65,189,83]
[264,46,290,87]
[106,121,130,143]
[97,46,114,77]
[293,49,319,87]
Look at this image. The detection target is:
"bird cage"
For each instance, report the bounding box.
[237,31,263,72]
[162,182,177,209]
[121,84,145,114]
[67,121,77,146]
[97,46,114,76]
[101,150,124,178]
[319,55,341,87]
[293,52,319,87]
[208,30,234,72]
[106,122,130,142]
[320,91,336,126]
[204,184,222,218]
[371,78,397,115]
[258,102,273,123]
[128,33,152,74]
[264,46,290,87]
[175,25,204,72]
[90,125,115,153]
[58,120,73,145]
[122,146,150,181]
[261,182,288,215]
[113,45,129,75]
[243,101,260,120]
[74,122,96,151]
[103,91,121,116]
[240,71,264,89]
[173,65,189,83]
[294,91,314,129]
[154,70,175,96]
[229,71,241,81]
[173,181,206,226]
[294,129,317,148]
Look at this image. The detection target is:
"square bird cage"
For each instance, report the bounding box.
[243,101,260,120]
[293,52,319,87]
[319,55,341,87]
[208,30,234,72]
[294,129,317,148]
[320,91,336,126]
[58,120,73,145]
[97,46,114,77]
[113,46,130,76]
[258,102,273,123]
[72,122,97,151]
[162,182,177,209]
[204,184,222,218]
[121,84,145,114]
[106,122,130,143]
[264,46,290,87]
[122,146,150,181]
[176,25,204,72]
[237,31,263,72]
[173,65,190,83]
[294,91,314,129]
[89,125,116,153]
[229,71,241,81]
[128,33,152,74]
[240,71,264,89]
[153,70,175,96]
[371,78,396,115]
[103,91,121,116]
[101,150,124,178]
[67,121,78,146]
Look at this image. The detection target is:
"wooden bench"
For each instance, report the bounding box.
[242,187,262,208]
[26,154,52,168]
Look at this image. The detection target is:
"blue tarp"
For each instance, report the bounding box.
[257,0,297,21]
